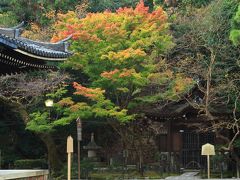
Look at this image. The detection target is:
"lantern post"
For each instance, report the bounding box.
[76,117,82,180]
[44,99,53,178]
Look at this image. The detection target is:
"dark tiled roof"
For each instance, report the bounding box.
[0,22,72,60]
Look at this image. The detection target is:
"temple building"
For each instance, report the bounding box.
[0,23,72,179]
[0,22,71,75]
[0,23,234,176]
[141,100,227,171]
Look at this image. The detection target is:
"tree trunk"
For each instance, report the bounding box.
[39,133,63,175]
[232,151,240,179]
[139,148,144,176]
[0,96,64,175]
[237,160,240,179]
[0,96,29,123]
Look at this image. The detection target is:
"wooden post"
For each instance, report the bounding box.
[76,118,82,180]
[67,136,73,180]
[201,143,215,180]
[0,149,1,169]
[68,153,71,180]
[78,140,80,180]
[237,159,239,179]
[207,155,210,179]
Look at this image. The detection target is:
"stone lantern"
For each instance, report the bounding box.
[83,133,101,158]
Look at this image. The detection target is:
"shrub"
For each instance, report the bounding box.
[0,12,17,27]
[230,5,240,46]
[14,159,47,169]
[180,0,213,7]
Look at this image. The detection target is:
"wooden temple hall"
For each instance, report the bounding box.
[0,22,71,75]
[144,101,216,170]
[155,117,215,169]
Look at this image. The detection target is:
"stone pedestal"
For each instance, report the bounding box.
[88,150,96,158]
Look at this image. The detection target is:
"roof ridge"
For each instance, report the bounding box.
[0,22,25,38]
[0,22,72,53]
[11,21,25,29]
[0,33,71,60]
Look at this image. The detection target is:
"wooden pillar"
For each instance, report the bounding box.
[167,120,172,152]
[207,155,210,179]
[167,120,172,172]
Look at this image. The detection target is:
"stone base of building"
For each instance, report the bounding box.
[0,170,48,180]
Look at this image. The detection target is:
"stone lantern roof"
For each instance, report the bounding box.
[83,133,101,150]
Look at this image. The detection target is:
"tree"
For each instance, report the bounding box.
[88,0,139,12]
[169,0,240,175]
[0,11,17,27]
[0,71,68,174]
[51,0,192,123]
[230,4,240,47]
[180,0,212,7]
[49,0,194,174]
[4,0,80,25]
[1,0,155,28]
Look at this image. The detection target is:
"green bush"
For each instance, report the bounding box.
[230,5,240,46]
[58,159,95,179]
[180,0,213,7]
[14,159,47,169]
[0,11,17,27]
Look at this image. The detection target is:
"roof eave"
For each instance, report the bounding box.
[14,49,68,61]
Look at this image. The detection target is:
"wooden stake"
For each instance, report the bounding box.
[76,118,82,180]
[67,136,73,180]
[201,143,215,179]
[207,155,210,179]
[78,140,80,180]
[68,153,71,180]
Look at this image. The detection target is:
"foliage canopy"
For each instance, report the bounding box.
[28,0,192,129]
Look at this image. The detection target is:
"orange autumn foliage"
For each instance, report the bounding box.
[50,1,187,119]
[101,69,120,79]
[100,68,135,79]
[119,69,136,78]
[73,82,105,100]
[51,0,169,44]
[174,77,193,93]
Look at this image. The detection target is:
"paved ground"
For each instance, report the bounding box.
[164,172,238,180]
[165,172,200,180]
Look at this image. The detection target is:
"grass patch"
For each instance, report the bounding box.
[90,170,179,179]
[200,171,236,179]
